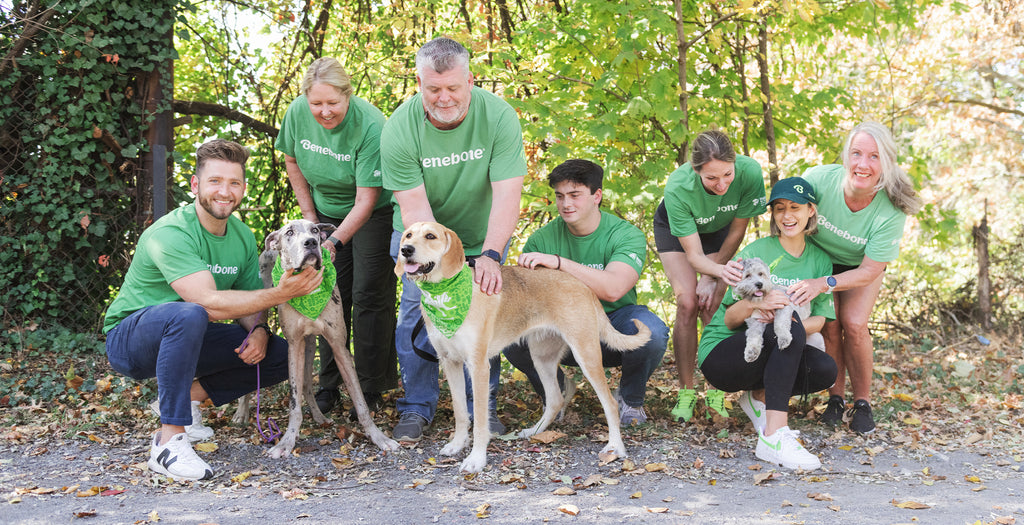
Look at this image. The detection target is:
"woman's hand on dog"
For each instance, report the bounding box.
[720,259,744,287]
[753,289,791,322]
[787,278,823,307]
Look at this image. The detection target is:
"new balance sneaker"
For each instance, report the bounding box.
[819,395,846,426]
[847,399,876,434]
[755,426,821,471]
[148,432,214,481]
[671,388,697,422]
[739,391,767,433]
[615,392,648,426]
[149,399,214,442]
[392,412,429,442]
[705,388,729,418]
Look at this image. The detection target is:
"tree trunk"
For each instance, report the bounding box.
[756,16,778,184]
[974,200,992,330]
[673,0,689,164]
[140,26,174,224]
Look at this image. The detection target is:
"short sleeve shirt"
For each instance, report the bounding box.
[102,203,261,333]
[381,87,527,255]
[697,236,835,366]
[802,164,907,266]
[523,211,646,312]
[663,154,767,237]
[275,95,391,218]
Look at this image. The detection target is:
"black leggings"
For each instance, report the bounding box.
[699,319,837,412]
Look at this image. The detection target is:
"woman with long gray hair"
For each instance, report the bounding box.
[787,121,922,433]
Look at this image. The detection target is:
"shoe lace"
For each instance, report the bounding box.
[678,389,697,409]
[776,427,805,450]
[706,390,727,416]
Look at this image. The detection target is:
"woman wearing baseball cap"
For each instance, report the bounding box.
[697,177,838,470]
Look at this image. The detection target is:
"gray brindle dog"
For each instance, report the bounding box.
[235,219,398,458]
[734,257,811,363]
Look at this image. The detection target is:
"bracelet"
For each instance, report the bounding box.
[254,323,273,337]
[556,255,561,270]
[326,236,343,249]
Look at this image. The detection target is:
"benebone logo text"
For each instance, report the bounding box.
[208,263,239,275]
[422,148,485,169]
[300,140,352,162]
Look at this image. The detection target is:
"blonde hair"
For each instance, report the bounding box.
[841,122,922,215]
[301,57,353,98]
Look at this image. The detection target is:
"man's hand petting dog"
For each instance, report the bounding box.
[276,265,323,299]
[472,254,502,295]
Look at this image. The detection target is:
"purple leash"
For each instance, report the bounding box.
[239,318,281,443]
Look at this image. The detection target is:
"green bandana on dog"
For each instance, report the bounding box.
[414,265,473,338]
[271,248,337,319]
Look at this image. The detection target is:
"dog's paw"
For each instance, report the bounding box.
[743,343,761,363]
[460,452,487,474]
[440,439,467,456]
[375,437,401,453]
[777,331,793,349]
[600,442,627,458]
[267,443,293,459]
[518,426,540,439]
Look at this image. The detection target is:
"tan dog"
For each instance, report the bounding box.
[238,219,399,458]
[395,221,652,473]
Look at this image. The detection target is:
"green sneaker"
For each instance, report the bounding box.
[671,388,698,422]
[705,389,729,418]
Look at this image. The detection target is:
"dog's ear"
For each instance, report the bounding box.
[264,229,282,252]
[441,225,466,279]
[316,223,336,242]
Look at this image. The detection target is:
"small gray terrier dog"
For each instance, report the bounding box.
[733,257,811,362]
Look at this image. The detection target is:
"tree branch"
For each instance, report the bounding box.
[172,100,279,137]
[0,2,58,76]
[945,98,1024,118]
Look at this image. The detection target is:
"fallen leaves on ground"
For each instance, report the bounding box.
[557,504,579,516]
[891,499,930,509]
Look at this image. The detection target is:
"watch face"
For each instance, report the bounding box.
[827,276,837,287]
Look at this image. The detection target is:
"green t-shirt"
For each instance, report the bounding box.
[663,154,767,237]
[102,203,262,333]
[697,236,836,366]
[802,164,908,266]
[380,87,527,255]
[523,211,646,313]
[275,95,391,218]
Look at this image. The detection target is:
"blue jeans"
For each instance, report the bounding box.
[390,229,501,423]
[105,302,289,426]
[502,304,670,408]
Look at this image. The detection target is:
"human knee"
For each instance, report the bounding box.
[674,293,699,319]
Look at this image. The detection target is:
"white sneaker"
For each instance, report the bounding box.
[739,391,767,433]
[149,399,215,442]
[148,432,214,481]
[756,427,821,471]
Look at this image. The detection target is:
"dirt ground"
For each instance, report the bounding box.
[2,400,1022,525]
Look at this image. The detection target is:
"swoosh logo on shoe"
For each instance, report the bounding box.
[746,392,762,417]
[758,434,781,451]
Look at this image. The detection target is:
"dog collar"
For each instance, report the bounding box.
[271,248,337,320]
[414,265,473,338]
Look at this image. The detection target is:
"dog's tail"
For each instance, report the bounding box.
[600,316,652,352]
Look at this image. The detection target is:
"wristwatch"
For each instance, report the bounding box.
[825,275,837,294]
[326,236,343,249]
[480,249,502,263]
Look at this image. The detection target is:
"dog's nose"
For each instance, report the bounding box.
[754,282,763,289]
[400,245,414,257]
[303,237,318,250]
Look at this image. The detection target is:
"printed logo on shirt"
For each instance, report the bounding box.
[373,169,381,178]
[817,215,868,245]
[208,263,239,275]
[753,196,767,207]
[583,263,605,270]
[422,148,486,169]
[718,204,739,213]
[627,252,643,266]
[695,215,716,225]
[300,140,352,162]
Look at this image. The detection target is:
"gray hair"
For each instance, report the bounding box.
[415,37,470,77]
[841,121,922,215]
[691,130,736,172]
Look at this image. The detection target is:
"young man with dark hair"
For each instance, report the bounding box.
[505,159,669,425]
[104,139,323,481]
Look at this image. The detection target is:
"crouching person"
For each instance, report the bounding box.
[103,140,323,481]
[504,159,669,425]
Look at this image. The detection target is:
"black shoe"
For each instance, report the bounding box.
[488,414,506,436]
[820,395,845,426]
[392,412,429,442]
[348,392,385,420]
[315,388,340,414]
[847,399,876,434]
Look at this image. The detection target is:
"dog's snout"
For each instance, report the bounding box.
[303,237,318,250]
[400,245,415,258]
[754,282,763,290]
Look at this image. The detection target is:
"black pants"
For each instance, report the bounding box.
[699,319,837,412]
